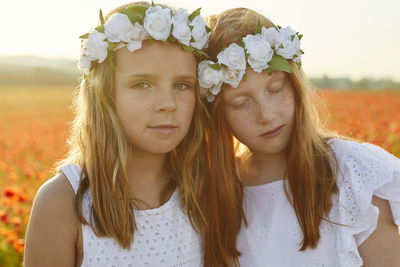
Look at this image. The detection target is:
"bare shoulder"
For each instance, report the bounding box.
[358,196,400,267]
[24,172,80,267]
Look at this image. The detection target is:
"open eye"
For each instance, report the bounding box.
[174,82,192,91]
[131,82,150,89]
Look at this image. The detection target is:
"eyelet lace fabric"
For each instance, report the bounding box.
[58,164,203,267]
[237,138,400,267]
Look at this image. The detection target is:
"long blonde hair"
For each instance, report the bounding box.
[206,8,339,250]
[58,2,244,266]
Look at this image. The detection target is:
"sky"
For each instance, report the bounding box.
[1,0,400,81]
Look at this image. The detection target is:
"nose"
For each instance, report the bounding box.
[256,98,277,124]
[155,85,177,112]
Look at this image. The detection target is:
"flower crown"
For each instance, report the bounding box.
[78,3,211,76]
[198,22,304,102]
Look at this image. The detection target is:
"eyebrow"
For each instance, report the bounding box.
[124,73,197,81]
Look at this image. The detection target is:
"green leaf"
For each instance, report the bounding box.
[269,21,279,31]
[95,25,105,33]
[122,6,147,24]
[189,8,201,21]
[190,36,196,43]
[208,63,221,71]
[255,20,262,34]
[151,1,155,6]
[220,63,228,68]
[79,33,89,39]
[293,54,298,59]
[108,51,116,72]
[189,25,194,31]
[268,54,292,73]
[205,26,211,33]
[300,49,305,54]
[196,50,209,59]
[264,68,272,75]
[99,9,105,25]
[242,72,247,81]
[108,42,118,51]
[291,35,295,41]
[298,34,303,40]
[182,44,195,52]
[237,38,245,48]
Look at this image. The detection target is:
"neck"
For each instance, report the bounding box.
[240,150,288,186]
[126,149,172,209]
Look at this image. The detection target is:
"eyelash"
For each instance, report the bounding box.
[131,82,149,89]
[174,82,192,90]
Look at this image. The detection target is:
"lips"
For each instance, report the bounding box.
[260,125,284,138]
[148,124,178,135]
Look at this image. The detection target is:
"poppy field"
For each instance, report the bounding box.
[0,85,399,266]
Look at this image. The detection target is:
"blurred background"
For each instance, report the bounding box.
[1,0,399,265]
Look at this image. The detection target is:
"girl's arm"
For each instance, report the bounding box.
[358,196,400,267]
[24,173,80,267]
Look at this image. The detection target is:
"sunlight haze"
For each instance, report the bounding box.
[1,0,399,80]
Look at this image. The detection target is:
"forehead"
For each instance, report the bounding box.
[223,70,288,98]
[115,41,197,76]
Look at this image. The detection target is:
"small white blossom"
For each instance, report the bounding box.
[261,26,280,48]
[190,15,209,49]
[275,26,301,60]
[85,30,108,63]
[171,8,191,46]
[223,67,245,88]
[198,60,224,97]
[144,6,172,41]
[217,43,246,71]
[125,22,147,52]
[243,34,273,73]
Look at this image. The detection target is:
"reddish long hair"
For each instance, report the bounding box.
[206,8,339,251]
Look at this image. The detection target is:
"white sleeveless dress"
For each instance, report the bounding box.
[237,138,400,267]
[58,164,203,267]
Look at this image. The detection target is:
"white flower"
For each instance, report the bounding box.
[223,67,245,88]
[217,43,246,71]
[143,6,172,41]
[104,13,133,43]
[78,54,91,72]
[198,60,223,94]
[190,15,209,49]
[261,26,280,48]
[243,34,273,73]
[125,22,147,52]
[274,26,301,60]
[171,8,191,46]
[85,30,108,63]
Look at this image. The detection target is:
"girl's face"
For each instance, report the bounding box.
[223,70,295,156]
[114,41,197,155]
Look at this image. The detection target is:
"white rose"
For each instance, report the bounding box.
[243,34,273,73]
[125,22,147,52]
[104,13,134,43]
[197,60,223,89]
[78,54,91,71]
[85,30,108,63]
[217,43,246,71]
[171,8,191,46]
[143,6,172,41]
[223,67,245,88]
[190,15,209,49]
[275,26,301,60]
[261,26,280,48]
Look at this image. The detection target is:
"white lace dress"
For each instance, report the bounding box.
[58,164,203,267]
[237,138,400,267]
